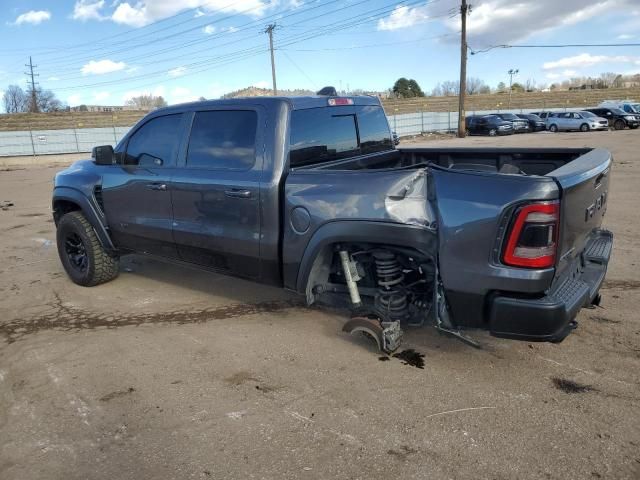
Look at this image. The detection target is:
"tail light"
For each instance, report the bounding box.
[503,201,560,268]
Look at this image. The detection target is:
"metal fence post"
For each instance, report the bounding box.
[73,128,80,153]
[393,114,397,133]
[28,122,36,157]
[448,111,451,132]
[112,112,118,144]
[421,110,424,133]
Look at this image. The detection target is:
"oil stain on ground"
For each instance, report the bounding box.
[0,298,301,344]
[393,349,425,369]
[552,377,597,394]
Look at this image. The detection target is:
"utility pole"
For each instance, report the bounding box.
[24,56,39,113]
[264,24,277,96]
[457,0,469,138]
[508,68,519,109]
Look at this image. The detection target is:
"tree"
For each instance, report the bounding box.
[407,79,425,97]
[510,82,525,93]
[3,85,27,113]
[125,94,168,109]
[33,87,65,112]
[525,78,537,92]
[466,77,489,95]
[392,78,424,98]
[392,78,411,98]
[431,80,459,96]
[496,81,506,93]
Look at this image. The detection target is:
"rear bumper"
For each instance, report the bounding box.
[489,230,613,342]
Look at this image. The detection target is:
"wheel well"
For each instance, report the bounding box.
[53,199,81,225]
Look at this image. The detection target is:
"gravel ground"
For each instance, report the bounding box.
[0,130,639,480]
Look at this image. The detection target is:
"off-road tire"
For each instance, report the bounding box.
[614,119,625,130]
[56,211,119,287]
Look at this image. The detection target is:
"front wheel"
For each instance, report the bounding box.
[614,119,625,130]
[56,211,119,287]
[488,128,497,136]
[580,123,590,132]
[549,124,558,133]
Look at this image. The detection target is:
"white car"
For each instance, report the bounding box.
[546,111,609,132]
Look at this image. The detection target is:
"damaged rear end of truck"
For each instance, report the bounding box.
[284,146,612,350]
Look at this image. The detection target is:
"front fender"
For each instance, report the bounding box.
[52,186,116,252]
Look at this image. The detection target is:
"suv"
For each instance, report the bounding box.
[465,115,513,136]
[598,100,640,114]
[546,111,609,132]
[516,113,546,132]
[493,113,529,133]
[586,107,639,130]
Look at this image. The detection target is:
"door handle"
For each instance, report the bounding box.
[146,183,167,191]
[224,189,252,199]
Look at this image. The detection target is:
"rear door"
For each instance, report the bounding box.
[171,107,263,278]
[102,113,187,258]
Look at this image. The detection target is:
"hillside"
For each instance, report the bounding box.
[2,87,640,132]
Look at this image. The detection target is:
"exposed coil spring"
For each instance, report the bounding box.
[373,251,408,321]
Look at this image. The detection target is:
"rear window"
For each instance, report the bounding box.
[289,105,392,167]
[186,110,257,170]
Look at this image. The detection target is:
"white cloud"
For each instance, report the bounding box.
[67,94,82,106]
[94,91,111,101]
[111,0,270,27]
[203,25,216,35]
[377,5,429,31]
[168,66,187,77]
[169,86,198,104]
[543,53,640,70]
[253,80,269,89]
[73,1,106,21]
[14,10,51,25]
[412,0,635,45]
[47,76,60,81]
[81,59,127,75]
[122,85,166,104]
[545,69,578,80]
[617,34,635,39]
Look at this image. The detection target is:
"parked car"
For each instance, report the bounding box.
[546,111,609,132]
[530,111,560,120]
[52,93,613,352]
[516,113,546,132]
[598,100,640,114]
[465,115,513,136]
[493,113,529,133]
[586,107,640,130]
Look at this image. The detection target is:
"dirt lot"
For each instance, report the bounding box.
[1,131,639,480]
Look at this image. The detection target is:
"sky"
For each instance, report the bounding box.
[0,0,639,108]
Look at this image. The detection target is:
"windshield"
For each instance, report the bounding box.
[632,104,640,113]
[527,114,542,121]
[610,108,626,115]
[500,114,518,120]
[580,111,596,118]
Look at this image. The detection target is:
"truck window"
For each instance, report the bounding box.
[357,105,393,154]
[290,107,359,167]
[186,110,257,170]
[125,114,183,166]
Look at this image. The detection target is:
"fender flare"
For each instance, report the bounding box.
[294,220,437,295]
[52,186,116,252]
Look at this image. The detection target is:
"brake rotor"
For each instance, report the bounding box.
[342,316,385,352]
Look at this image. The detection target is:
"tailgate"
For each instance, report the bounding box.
[549,148,612,278]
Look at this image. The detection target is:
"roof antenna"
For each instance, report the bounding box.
[316,86,337,96]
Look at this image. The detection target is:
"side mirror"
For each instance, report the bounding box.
[92,145,115,165]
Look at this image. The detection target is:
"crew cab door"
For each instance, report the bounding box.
[171,107,263,278]
[102,113,187,258]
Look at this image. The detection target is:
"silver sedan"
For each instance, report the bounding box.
[546,111,609,132]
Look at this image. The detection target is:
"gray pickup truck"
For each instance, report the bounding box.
[52,93,613,352]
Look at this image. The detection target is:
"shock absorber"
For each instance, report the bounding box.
[373,251,408,321]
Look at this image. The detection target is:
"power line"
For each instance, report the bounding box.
[469,42,640,54]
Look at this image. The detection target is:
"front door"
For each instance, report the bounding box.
[102,113,187,258]
[171,108,263,278]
